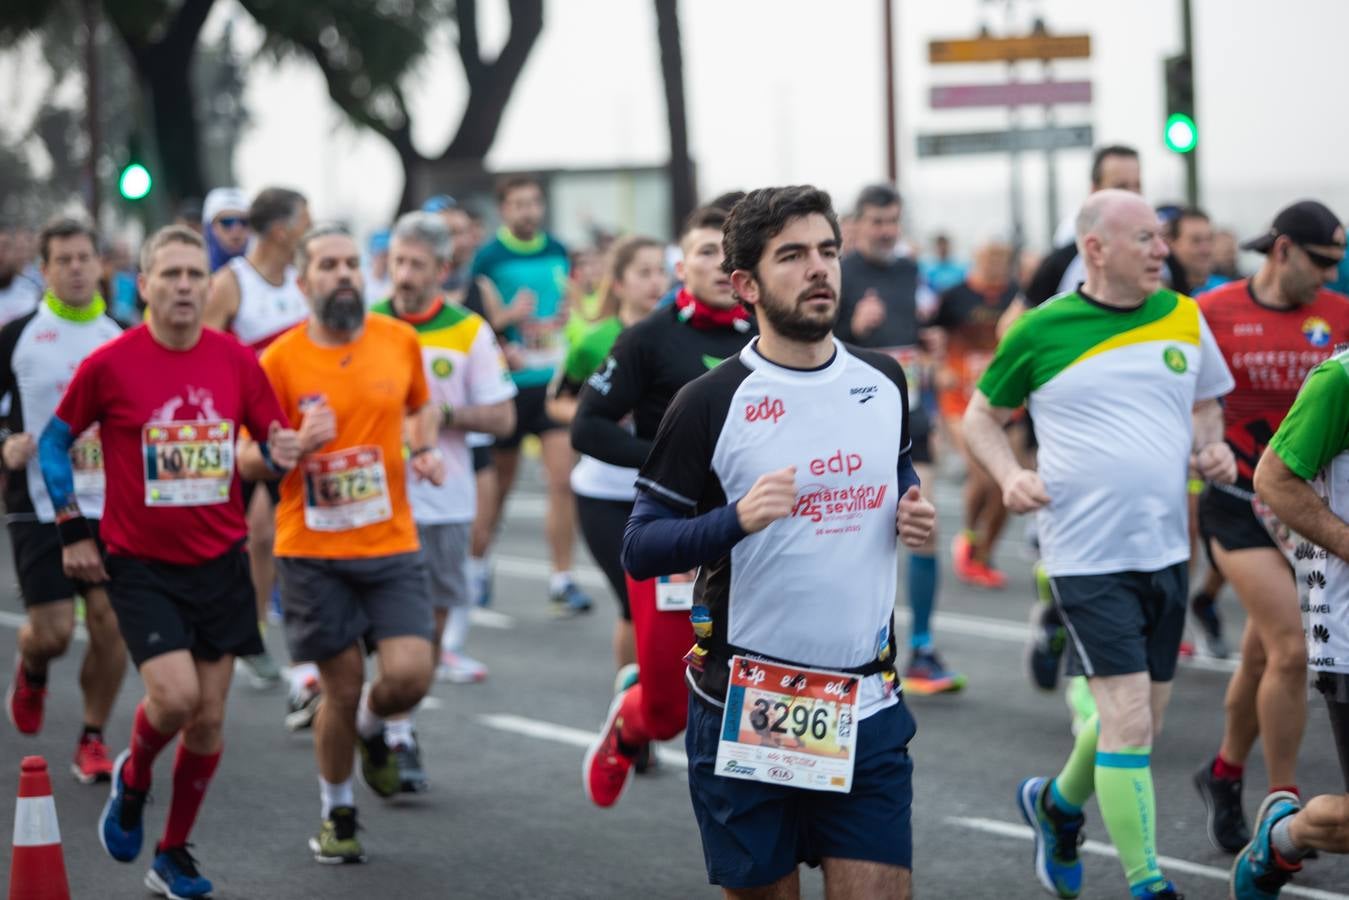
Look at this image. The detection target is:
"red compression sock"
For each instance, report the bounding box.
[1212,754,1244,781]
[124,701,177,791]
[159,743,222,849]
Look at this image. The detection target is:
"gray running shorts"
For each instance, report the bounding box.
[1050,562,1188,682]
[417,522,471,610]
[277,552,434,663]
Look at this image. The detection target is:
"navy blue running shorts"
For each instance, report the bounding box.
[684,693,916,889]
[1050,562,1188,681]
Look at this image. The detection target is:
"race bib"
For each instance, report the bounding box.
[716,655,859,793]
[302,445,392,532]
[70,427,104,497]
[518,318,565,372]
[142,421,235,507]
[655,570,697,612]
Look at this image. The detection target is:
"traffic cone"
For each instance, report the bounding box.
[8,756,69,900]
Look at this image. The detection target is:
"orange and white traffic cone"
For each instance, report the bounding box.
[8,756,70,900]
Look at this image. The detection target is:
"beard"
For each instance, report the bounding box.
[317,286,366,332]
[757,281,839,343]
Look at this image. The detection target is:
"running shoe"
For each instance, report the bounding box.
[1016,776,1085,899]
[970,560,1009,589]
[267,585,283,626]
[310,806,366,864]
[471,565,493,608]
[613,662,640,695]
[357,731,401,799]
[236,649,282,690]
[951,532,984,586]
[1190,593,1229,659]
[1230,790,1301,899]
[6,657,45,735]
[435,649,488,684]
[284,680,322,732]
[901,647,966,695]
[393,740,428,793]
[550,581,593,616]
[583,688,639,808]
[99,749,147,863]
[145,844,212,899]
[73,732,114,784]
[1027,599,1066,692]
[1193,757,1250,852]
[1131,880,1183,899]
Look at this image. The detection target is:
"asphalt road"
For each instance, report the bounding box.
[1,468,1347,899]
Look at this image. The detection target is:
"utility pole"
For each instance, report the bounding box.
[1180,0,1198,206]
[883,0,899,185]
[82,0,101,221]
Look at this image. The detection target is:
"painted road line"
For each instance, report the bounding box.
[478,712,688,767]
[494,555,609,591]
[948,816,1349,900]
[0,610,87,642]
[469,608,515,630]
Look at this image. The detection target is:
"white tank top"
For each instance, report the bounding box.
[227,256,308,352]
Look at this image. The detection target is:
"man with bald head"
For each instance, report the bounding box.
[963,190,1237,899]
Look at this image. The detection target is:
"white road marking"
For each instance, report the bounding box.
[468,608,515,629]
[477,712,688,766]
[947,816,1349,899]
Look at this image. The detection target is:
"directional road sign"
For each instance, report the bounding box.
[929,80,1092,109]
[916,124,1094,158]
[928,34,1091,64]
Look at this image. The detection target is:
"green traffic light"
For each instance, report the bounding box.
[1164,113,1197,154]
[118,163,152,200]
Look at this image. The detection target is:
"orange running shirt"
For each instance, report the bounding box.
[260,314,430,559]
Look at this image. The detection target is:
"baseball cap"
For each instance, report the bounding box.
[202,187,250,226]
[1241,200,1345,254]
[421,194,457,213]
[368,229,391,254]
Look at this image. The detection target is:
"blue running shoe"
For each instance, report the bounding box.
[145,845,213,899]
[1131,879,1183,898]
[1017,776,1084,898]
[1231,790,1302,899]
[550,581,592,617]
[99,749,147,863]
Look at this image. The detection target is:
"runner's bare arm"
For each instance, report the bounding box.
[238,423,301,480]
[204,266,241,332]
[963,391,1048,513]
[1191,397,1236,484]
[1254,450,1349,561]
[442,398,514,438]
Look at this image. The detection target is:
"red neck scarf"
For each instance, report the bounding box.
[675,288,751,332]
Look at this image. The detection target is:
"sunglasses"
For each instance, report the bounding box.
[216,216,248,229]
[1295,242,1345,270]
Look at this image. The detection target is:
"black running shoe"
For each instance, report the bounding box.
[1190,593,1228,659]
[1193,758,1249,852]
[393,741,428,793]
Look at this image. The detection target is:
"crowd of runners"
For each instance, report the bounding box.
[2,145,1348,900]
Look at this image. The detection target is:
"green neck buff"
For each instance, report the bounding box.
[497,226,547,255]
[44,291,106,323]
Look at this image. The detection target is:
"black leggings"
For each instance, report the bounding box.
[1317,673,1349,791]
[576,495,634,621]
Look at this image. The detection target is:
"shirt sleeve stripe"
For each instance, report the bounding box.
[634,476,697,509]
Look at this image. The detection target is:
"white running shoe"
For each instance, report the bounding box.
[436,650,488,684]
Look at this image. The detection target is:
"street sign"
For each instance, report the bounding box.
[916,125,1094,158]
[930,80,1092,109]
[928,34,1091,64]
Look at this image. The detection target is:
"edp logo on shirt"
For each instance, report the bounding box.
[745,396,786,424]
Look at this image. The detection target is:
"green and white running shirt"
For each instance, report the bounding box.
[979,289,1233,577]
[1268,347,1349,673]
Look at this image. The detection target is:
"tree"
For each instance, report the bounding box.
[250,0,544,215]
[654,0,694,235]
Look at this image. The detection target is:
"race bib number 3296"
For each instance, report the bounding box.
[142,420,234,507]
[715,655,858,793]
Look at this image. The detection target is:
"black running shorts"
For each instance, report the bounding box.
[495,384,563,449]
[1199,486,1276,559]
[1050,562,1188,681]
[8,519,106,607]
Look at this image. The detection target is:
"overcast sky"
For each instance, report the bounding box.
[211,0,1349,251]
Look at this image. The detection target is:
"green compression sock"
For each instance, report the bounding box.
[1050,713,1098,811]
[1095,745,1165,892]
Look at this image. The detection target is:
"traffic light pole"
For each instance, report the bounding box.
[83,0,101,222]
[1181,0,1198,207]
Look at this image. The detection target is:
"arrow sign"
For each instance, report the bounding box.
[930,81,1092,109]
[929,34,1091,64]
[916,125,1095,158]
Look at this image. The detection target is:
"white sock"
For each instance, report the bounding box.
[289,662,319,696]
[384,716,415,748]
[443,605,470,653]
[468,556,488,581]
[355,682,383,740]
[549,571,574,594]
[319,777,354,819]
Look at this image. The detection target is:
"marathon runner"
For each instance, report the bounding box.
[1191,200,1349,853]
[371,211,516,789]
[964,189,1235,899]
[833,183,962,693]
[2,218,125,785]
[574,205,754,807]
[1232,344,1349,897]
[40,224,299,900]
[547,236,666,679]
[205,187,313,695]
[933,238,1018,589]
[622,185,933,897]
[0,222,43,326]
[470,175,592,615]
[259,224,443,864]
[200,187,250,274]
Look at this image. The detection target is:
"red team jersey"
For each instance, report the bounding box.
[1198,280,1349,484]
[54,325,289,565]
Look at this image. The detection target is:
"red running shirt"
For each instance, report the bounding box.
[54,324,289,565]
[1198,279,1349,485]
